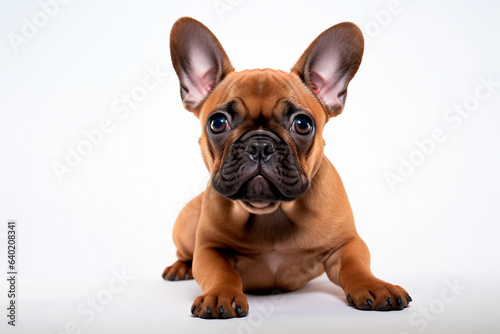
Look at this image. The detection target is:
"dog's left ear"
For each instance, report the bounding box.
[292,22,364,117]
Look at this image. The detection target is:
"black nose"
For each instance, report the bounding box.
[245,138,276,163]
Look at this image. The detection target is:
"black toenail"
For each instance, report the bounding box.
[367,299,373,307]
[397,296,403,305]
[191,305,196,314]
[219,306,224,314]
[206,306,211,314]
[387,297,393,306]
[236,305,242,314]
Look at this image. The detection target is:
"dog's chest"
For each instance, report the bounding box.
[234,248,325,293]
[243,210,299,244]
[263,251,283,275]
[235,249,288,276]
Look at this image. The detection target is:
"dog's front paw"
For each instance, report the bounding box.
[191,290,249,319]
[345,277,411,311]
[162,260,193,281]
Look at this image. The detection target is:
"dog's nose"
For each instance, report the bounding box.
[245,138,276,163]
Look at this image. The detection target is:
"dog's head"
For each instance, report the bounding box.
[170,17,363,214]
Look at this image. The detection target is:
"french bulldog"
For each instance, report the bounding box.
[162,17,411,319]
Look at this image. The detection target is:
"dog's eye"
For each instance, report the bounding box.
[291,117,313,135]
[210,115,230,134]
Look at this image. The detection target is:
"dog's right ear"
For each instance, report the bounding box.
[170,17,234,115]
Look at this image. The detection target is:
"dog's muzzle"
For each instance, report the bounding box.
[212,130,308,203]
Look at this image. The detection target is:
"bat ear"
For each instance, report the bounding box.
[170,17,234,115]
[291,22,364,117]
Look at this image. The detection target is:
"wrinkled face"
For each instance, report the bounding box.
[199,70,327,213]
[169,18,364,214]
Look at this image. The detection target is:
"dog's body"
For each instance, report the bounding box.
[163,17,411,318]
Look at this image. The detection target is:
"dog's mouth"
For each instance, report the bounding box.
[224,174,285,214]
[247,201,273,209]
[239,200,281,214]
[230,174,287,201]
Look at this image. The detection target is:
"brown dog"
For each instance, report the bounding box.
[163,17,411,318]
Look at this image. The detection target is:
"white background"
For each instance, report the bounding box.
[1,0,499,333]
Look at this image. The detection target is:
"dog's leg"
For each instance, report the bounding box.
[190,247,249,319]
[162,192,203,281]
[325,236,411,311]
